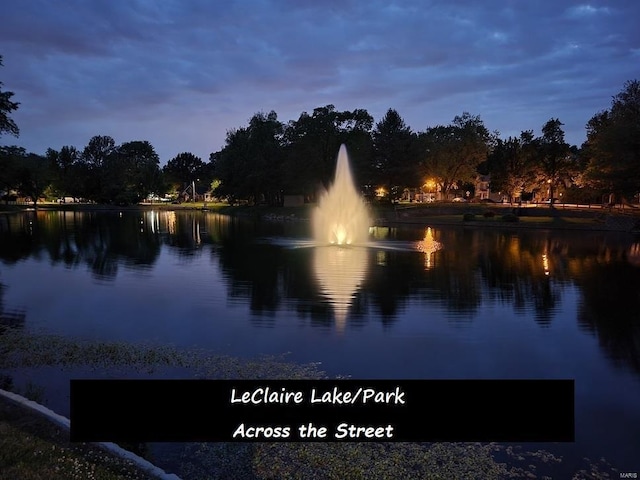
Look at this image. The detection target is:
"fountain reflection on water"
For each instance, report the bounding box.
[313,246,368,330]
[312,145,371,329]
[416,227,442,269]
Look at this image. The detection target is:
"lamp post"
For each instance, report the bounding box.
[191,178,200,203]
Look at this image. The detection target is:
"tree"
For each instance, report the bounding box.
[81,135,116,169]
[212,111,284,205]
[534,118,572,205]
[17,153,52,206]
[420,113,493,198]
[244,111,285,205]
[484,131,537,202]
[372,109,419,201]
[0,55,19,138]
[73,136,161,204]
[103,140,161,204]
[47,145,82,199]
[163,152,206,187]
[282,105,373,199]
[211,127,251,204]
[77,135,117,202]
[583,80,640,202]
[283,105,341,194]
[0,145,24,201]
[334,108,374,191]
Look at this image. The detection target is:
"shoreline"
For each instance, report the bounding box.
[2,201,639,232]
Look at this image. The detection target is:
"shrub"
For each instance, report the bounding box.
[502,213,519,222]
[483,210,495,218]
[463,213,475,221]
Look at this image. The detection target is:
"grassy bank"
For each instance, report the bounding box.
[0,394,158,480]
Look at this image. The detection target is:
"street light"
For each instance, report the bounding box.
[192,178,200,203]
[424,179,436,202]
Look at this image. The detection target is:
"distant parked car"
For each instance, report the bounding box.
[452,197,467,202]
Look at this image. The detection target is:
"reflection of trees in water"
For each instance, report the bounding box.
[217,243,332,327]
[223,243,283,314]
[365,228,559,322]
[365,249,421,324]
[163,211,204,255]
[473,231,564,326]
[557,232,640,374]
[0,212,39,263]
[473,229,640,374]
[212,215,298,318]
[214,226,639,346]
[428,229,483,318]
[0,210,162,279]
[576,260,640,374]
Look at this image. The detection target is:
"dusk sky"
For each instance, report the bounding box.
[1,0,639,164]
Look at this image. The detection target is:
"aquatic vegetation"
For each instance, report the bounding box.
[0,328,326,380]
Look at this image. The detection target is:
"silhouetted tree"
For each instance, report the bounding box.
[47,145,83,200]
[583,80,640,203]
[163,152,206,189]
[212,111,284,205]
[282,106,373,199]
[81,135,116,169]
[78,135,117,201]
[0,55,19,138]
[483,131,537,202]
[102,140,161,204]
[372,108,419,201]
[17,153,52,205]
[0,145,23,201]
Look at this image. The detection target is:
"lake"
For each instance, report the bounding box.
[1,209,639,475]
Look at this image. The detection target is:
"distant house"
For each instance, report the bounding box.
[475,175,491,200]
[180,183,215,202]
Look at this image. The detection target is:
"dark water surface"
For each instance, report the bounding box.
[1,209,639,473]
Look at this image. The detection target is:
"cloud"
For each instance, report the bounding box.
[1,0,639,160]
[566,4,612,18]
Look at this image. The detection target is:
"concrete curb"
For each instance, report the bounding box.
[0,388,182,480]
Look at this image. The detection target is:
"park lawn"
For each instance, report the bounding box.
[0,396,156,480]
[519,216,600,226]
[518,216,555,224]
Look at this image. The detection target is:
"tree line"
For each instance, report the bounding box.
[1,51,638,206]
[209,81,639,206]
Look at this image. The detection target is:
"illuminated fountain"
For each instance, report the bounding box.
[312,145,371,329]
[313,144,371,245]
